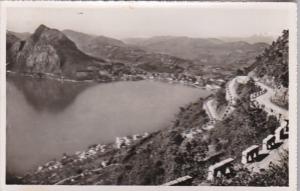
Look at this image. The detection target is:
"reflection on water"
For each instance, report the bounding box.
[7,77,210,175]
[8,75,92,112]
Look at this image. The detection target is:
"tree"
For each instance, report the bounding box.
[236,69,244,76]
[266,115,280,134]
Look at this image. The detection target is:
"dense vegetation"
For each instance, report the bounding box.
[215,84,228,112]
[209,81,280,160]
[250,30,289,88]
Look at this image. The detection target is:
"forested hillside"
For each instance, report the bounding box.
[250,30,288,88]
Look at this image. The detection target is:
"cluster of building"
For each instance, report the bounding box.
[115,132,149,149]
[35,160,63,174]
[76,144,107,161]
[25,130,153,185]
[181,127,203,140]
[33,143,108,176]
[8,65,226,92]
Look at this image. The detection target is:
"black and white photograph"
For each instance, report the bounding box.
[0,1,297,190]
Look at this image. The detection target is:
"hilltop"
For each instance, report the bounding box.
[7,25,107,79]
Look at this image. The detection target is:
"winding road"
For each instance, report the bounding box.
[253,81,288,119]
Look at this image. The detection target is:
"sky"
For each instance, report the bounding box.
[6,5,291,40]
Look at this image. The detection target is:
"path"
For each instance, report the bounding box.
[245,79,288,172]
[206,76,289,181]
[222,76,249,119]
[202,99,217,130]
[254,81,288,119]
[203,76,249,129]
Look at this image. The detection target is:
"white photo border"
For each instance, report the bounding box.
[0,1,297,191]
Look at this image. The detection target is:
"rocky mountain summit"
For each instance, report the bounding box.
[7,25,107,79]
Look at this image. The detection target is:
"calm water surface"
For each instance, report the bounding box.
[7,76,210,174]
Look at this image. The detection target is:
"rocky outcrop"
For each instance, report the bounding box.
[7,25,107,79]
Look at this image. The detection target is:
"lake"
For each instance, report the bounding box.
[6,76,211,175]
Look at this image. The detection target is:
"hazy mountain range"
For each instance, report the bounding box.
[219,35,274,44]
[123,36,269,68]
[62,29,193,74]
[7,24,271,79]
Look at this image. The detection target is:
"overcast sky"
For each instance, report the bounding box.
[7,5,291,39]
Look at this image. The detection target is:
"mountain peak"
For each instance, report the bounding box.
[32,24,51,42]
[36,24,50,33]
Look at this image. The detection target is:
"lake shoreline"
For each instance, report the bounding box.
[6,70,220,92]
[7,95,210,182]
[7,74,211,177]
[7,93,210,185]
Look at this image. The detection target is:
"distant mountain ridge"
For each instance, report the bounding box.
[63,30,270,76]
[219,35,275,44]
[123,36,269,68]
[7,30,31,41]
[63,30,193,74]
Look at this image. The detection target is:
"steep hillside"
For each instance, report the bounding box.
[248,30,289,108]
[63,30,193,74]
[249,30,289,88]
[124,36,269,70]
[7,25,107,79]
